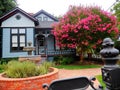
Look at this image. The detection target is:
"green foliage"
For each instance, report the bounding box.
[0,58,18,64]
[0,63,7,73]
[54,56,74,65]
[42,61,54,70]
[0,58,17,73]
[115,41,120,52]
[0,0,17,17]
[111,1,120,30]
[111,1,120,21]
[5,60,53,78]
[36,61,54,75]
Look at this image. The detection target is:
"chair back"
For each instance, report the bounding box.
[48,77,95,90]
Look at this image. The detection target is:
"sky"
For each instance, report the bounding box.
[17,0,117,16]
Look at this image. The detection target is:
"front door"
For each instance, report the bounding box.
[36,35,46,54]
[47,35,55,50]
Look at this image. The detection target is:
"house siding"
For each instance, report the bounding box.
[0,28,2,58]
[26,28,34,45]
[26,28,35,55]
[1,13,35,27]
[2,28,34,58]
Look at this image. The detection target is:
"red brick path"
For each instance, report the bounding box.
[58,68,102,89]
[58,68,101,79]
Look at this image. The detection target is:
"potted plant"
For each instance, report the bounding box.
[0,60,59,90]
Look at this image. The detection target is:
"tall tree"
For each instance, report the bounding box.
[111,1,120,29]
[0,0,17,17]
[53,5,119,62]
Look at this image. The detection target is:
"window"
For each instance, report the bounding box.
[37,17,42,21]
[43,17,48,21]
[11,28,26,52]
[15,15,21,20]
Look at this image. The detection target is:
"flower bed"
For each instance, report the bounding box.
[0,67,59,90]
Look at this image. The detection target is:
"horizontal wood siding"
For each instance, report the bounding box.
[0,28,2,58]
[1,13,35,27]
[2,28,34,58]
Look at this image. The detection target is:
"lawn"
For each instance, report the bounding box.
[96,75,106,90]
[55,64,101,69]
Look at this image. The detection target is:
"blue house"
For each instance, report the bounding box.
[0,7,75,59]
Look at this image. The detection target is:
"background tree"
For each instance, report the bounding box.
[0,0,17,17]
[53,5,119,62]
[111,1,120,29]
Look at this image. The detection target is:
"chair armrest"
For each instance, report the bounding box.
[42,83,49,90]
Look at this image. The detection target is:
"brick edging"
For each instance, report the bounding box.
[0,67,59,90]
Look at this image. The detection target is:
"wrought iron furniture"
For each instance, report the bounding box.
[102,68,120,90]
[43,76,103,90]
[100,38,120,90]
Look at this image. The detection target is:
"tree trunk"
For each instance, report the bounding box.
[79,52,84,62]
[87,53,92,60]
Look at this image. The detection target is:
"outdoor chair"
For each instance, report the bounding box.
[42,76,103,90]
[104,68,120,90]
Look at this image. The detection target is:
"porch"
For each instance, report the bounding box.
[36,49,76,61]
[46,49,76,56]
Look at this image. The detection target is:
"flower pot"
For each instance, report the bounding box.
[0,67,59,90]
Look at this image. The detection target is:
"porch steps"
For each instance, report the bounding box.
[39,55,47,64]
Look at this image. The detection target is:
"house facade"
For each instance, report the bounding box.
[0,7,75,59]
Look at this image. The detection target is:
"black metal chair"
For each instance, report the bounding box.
[104,68,120,90]
[43,76,103,90]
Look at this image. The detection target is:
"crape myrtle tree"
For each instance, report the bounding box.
[53,5,119,62]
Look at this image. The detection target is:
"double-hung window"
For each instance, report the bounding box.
[11,28,26,52]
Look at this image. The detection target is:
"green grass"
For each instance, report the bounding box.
[55,65,101,69]
[96,75,106,90]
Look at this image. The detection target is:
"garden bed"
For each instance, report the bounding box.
[0,67,59,90]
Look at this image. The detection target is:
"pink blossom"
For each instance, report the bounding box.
[52,5,118,51]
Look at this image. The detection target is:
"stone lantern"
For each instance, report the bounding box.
[100,38,120,90]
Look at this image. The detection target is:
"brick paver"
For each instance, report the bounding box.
[58,68,101,79]
[58,68,102,89]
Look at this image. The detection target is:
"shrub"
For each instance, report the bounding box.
[5,60,53,78]
[0,64,7,73]
[37,61,54,75]
[54,56,74,65]
[0,58,18,64]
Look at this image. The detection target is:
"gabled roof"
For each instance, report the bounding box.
[0,7,38,25]
[33,9,58,22]
[36,21,58,28]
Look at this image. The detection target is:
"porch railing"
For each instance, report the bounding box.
[46,49,76,56]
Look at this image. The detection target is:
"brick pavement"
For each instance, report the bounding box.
[58,68,102,89]
[58,68,101,79]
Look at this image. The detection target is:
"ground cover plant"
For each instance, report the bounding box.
[0,64,6,73]
[54,56,74,65]
[4,60,53,78]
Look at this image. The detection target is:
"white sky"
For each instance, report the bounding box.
[17,0,117,16]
